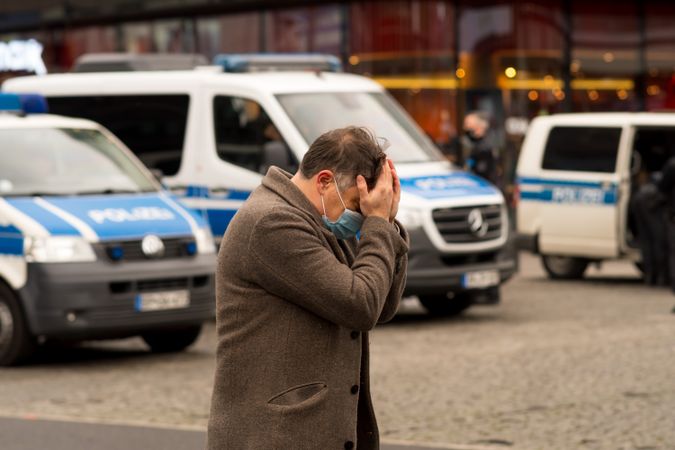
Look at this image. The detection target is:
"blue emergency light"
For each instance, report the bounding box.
[0,92,49,114]
[213,53,342,73]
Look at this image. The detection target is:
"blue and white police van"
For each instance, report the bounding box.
[516,113,675,279]
[0,93,216,365]
[4,53,517,317]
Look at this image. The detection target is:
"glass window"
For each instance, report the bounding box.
[277,92,443,163]
[570,1,640,111]
[645,3,675,111]
[264,6,342,54]
[213,96,297,174]
[196,13,261,61]
[0,128,157,196]
[48,95,190,176]
[542,127,622,173]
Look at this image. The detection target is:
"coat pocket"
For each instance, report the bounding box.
[267,382,328,408]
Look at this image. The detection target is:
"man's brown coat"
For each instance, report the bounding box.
[207,167,408,450]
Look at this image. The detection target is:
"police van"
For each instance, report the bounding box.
[4,54,517,316]
[516,113,675,279]
[0,93,216,365]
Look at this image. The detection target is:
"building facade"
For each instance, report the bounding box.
[2,0,675,155]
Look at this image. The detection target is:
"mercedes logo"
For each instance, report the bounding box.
[467,209,489,237]
[141,234,165,258]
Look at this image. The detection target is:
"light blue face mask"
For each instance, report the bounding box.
[321,179,364,240]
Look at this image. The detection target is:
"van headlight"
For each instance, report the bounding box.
[24,236,96,263]
[194,227,216,254]
[395,208,425,230]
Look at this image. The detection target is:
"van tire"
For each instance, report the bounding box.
[419,293,472,317]
[541,255,589,279]
[141,324,202,353]
[0,283,36,366]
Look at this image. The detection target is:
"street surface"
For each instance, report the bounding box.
[0,253,673,450]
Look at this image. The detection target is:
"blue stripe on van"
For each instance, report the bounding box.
[5,198,81,236]
[0,224,23,256]
[518,177,618,205]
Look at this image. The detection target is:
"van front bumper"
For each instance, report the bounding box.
[403,228,517,297]
[18,255,216,339]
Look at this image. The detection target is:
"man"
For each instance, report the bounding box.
[658,156,675,296]
[442,111,499,184]
[207,127,409,449]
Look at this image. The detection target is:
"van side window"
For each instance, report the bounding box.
[542,127,622,173]
[213,96,297,175]
[48,95,189,176]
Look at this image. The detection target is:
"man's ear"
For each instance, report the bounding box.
[315,170,334,194]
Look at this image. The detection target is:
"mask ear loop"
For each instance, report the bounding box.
[333,178,347,209]
[320,194,328,217]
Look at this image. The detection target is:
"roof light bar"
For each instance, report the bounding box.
[0,93,49,114]
[212,53,342,73]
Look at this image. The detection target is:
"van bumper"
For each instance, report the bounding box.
[515,233,538,253]
[17,255,216,339]
[403,228,517,297]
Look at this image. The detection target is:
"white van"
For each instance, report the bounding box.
[516,113,675,279]
[4,54,517,316]
[0,93,216,365]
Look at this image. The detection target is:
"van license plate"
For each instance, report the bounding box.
[462,270,500,289]
[136,290,190,312]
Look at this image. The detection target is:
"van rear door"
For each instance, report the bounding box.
[520,125,627,258]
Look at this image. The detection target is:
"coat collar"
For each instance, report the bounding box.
[261,167,324,226]
[261,167,355,264]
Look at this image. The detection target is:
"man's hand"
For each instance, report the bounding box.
[357,161,393,221]
[388,159,401,223]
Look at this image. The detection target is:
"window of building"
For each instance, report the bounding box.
[48,95,190,176]
[213,96,297,174]
[542,126,622,173]
[196,13,261,61]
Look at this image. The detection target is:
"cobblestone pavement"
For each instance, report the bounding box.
[0,254,673,450]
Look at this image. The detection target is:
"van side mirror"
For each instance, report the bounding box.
[260,141,296,174]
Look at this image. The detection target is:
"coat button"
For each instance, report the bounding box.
[344,441,354,450]
[351,384,359,394]
[350,331,359,339]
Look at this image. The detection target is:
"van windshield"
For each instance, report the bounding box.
[0,128,158,197]
[276,92,444,163]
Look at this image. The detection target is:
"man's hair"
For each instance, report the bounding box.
[300,127,387,190]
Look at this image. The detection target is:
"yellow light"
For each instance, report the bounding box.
[588,90,599,101]
[570,60,581,73]
[617,89,628,100]
[647,84,661,96]
[603,52,614,63]
[505,67,517,78]
[528,90,539,101]
[349,55,360,65]
[455,68,466,79]
[373,77,459,90]
[544,75,554,82]
[553,89,565,100]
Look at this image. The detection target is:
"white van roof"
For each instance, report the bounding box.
[0,113,100,130]
[3,70,384,96]
[532,112,675,128]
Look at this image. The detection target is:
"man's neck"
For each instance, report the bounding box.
[291,173,322,215]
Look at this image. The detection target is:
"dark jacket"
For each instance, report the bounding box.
[207,167,409,450]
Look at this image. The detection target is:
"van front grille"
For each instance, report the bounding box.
[432,205,503,244]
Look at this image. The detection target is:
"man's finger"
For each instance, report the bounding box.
[356,175,369,197]
[377,160,392,188]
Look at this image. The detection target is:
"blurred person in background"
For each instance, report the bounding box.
[657,156,675,299]
[443,111,499,184]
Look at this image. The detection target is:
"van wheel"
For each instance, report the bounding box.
[419,293,472,317]
[141,325,202,353]
[0,283,36,366]
[541,255,589,279]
